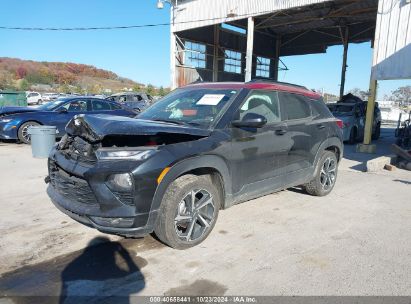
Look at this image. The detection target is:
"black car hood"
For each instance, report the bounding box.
[0,106,39,116]
[66,114,211,143]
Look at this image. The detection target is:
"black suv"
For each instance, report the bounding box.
[47,81,343,249]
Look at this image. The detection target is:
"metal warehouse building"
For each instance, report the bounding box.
[167,0,411,150]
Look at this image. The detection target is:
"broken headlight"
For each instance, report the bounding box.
[96,148,157,160]
[106,173,133,192]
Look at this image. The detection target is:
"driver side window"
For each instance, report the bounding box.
[61,100,88,112]
[237,90,281,124]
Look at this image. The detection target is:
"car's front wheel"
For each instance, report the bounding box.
[154,174,221,249]
[18,121,40,144]
[303,150,338,196]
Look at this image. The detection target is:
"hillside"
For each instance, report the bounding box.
[0,57,148,94]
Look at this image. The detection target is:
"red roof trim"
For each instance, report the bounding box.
[185,82,321,99]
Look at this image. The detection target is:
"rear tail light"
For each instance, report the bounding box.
[336,120,343,129]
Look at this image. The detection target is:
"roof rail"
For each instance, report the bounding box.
[248,78,308,90]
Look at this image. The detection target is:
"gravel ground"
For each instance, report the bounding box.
[0,128,410,299]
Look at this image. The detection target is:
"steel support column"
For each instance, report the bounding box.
[273,37,281,81]
[364,79,377,145]
[357,79,377,153]
[245,17,254,82]
[339,27,349,100]
[170,4,177,90]
[212,24,220,82]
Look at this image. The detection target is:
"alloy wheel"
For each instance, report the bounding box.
[21,124,36,143]
[320,157,336,190]
[174,189,215,242]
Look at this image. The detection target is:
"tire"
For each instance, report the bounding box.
[18,121,40,144]
[37,99,42,105]
[348,127,357,144]
[372,124,381,140]
[154,174,221,249]
[303,150,338,197]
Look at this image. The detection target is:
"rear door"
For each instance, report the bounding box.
[278,92,314,175]
[228,90,290,194]
[90,99,112,114]
[109,102,136,117]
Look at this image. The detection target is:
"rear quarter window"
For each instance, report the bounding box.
[311,99,334,118]
[279,92,311,120]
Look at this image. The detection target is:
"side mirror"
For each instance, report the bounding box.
[232,113,267,128]
[57,107,68,114]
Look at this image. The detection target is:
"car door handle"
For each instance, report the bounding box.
[275,129,287,135]
[317,124,325,129]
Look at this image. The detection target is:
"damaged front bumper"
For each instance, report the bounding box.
[47,185,158,237]
[46,146,160,237]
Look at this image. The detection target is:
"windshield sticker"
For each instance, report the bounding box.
[196,94,225,106]
[182,109,197,116]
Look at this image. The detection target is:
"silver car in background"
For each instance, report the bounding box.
[328,103,366,144]
[106,92,153,112]
[328,101,381,144]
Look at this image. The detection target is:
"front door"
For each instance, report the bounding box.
[227,90,291,195]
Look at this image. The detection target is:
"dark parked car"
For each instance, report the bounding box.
[46,81,343,249]
[106,92,153,112]
[0,97,136,144]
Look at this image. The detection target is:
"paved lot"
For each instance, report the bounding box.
[0,128,410,300]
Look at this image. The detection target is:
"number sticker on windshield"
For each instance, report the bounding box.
[196,94,225,106]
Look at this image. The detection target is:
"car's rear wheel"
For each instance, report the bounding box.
[303,150,338,197]
[18,121,40,144]
[154,174,220,249]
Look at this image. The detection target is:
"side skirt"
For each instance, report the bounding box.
[225,167,314,208]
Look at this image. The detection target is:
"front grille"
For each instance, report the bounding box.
[49,164,98,205]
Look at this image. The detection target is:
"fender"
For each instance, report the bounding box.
[312,137,343,178]
[150,154,232,216]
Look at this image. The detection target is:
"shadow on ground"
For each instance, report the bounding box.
[0,236,161,303]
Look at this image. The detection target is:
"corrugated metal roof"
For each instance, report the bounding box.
[372,0,411,80]
[173,0,332,32]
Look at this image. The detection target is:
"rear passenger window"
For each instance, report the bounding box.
[238,90,281,123]
[111,103,122,110]
[279,92,311,120]
[92,100,111,111]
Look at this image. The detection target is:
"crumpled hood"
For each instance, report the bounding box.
[65,114,211,143]
[0,106,39,116]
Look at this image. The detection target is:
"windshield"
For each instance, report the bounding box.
[328,104,354,115]
[137,88,238,128]
[37,99,67,111]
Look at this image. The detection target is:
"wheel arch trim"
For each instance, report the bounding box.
[150,155,232,218]
[312,137,343,177]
